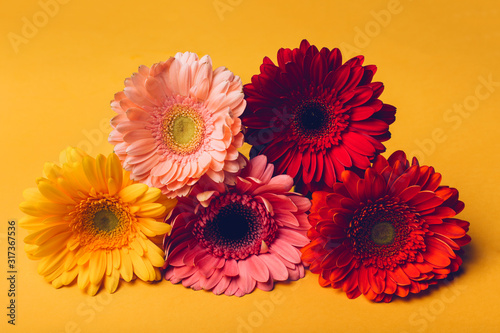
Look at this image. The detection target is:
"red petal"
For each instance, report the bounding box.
[423,249,451,267]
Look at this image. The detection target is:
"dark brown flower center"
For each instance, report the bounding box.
[193,193,278,259]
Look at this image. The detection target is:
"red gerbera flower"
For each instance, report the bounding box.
[163,155,311,296]
[301,151,470,302]
[242,39,396,194]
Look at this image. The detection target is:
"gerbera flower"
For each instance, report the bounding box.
[19,147,176,295]
[163,155,311,296]
[242,39,396,194]
[301,151,470,302]
[109,52,246,198]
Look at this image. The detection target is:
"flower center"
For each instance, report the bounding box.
[288,96,349,149]
[193,193,277,259]
[161,104,205,155]
[212,204,254,241]
[299,101,327,131]
[93,210,120,232]
[347,200,426,269]
[206,203,257,246]
[71,196,134,250]
[370,222,395,245]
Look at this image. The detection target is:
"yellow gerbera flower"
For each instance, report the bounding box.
[19,147,176,295]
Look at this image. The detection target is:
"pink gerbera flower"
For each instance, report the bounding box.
[163,155,311,296]
[109,52,246,198]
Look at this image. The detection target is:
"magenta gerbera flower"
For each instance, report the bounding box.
[109,52,246,198]
[242,39,396,194]
[163,155,311,296]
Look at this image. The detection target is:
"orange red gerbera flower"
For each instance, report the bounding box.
[301,151,470,302]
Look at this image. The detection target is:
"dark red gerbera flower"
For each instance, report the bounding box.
[242,39,396,194]
[301,151,470,302]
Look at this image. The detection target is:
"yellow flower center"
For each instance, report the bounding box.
[71,196,134,250]
[370,222,395,245]
[162,105,205,155]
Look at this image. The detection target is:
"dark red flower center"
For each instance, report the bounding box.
[347,200,426,269]
[298,101,328,131]
[193,193,277,259]
[289,96,349,150]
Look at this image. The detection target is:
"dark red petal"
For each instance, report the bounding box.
[332,145,352,167]
[350,119,390,135]
[398,185,422,202]
[407,191,437,206]
[350,106,376,121]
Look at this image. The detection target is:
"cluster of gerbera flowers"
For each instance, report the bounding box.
[20,40,470,302]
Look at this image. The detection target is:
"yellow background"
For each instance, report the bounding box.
[1,0,499,332]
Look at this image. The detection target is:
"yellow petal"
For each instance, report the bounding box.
[23,187,45,202]
[136,223,157,237]
[129,250,149,281]
[35,224,71,246]
[154,267,162,281]
[119,249,133,282]
[77,251,92,266]
[51,275,64,289]
[88,283,100,296]
[112,248,121,269]
[136,236,147,252]
[77,265,90,290]
[37,178,76,204]
[106,153,123,193]
[83,155,105,193]
[61,266,79,285]
[18,216,45,230]
[135,187,162,204]
[143,257,156,281]
[106,251,113,276]
[37,248,68,275]
[145,245,165,267]
[44,263,65,282]
[104,269,120,293]
[43,162,63,181]
[64,250,78,270]
[119,183,148,203]
[95,154,108,191]
[32,231,72,257]
[136,203,166,218]
[107,178,119,197]
[89,251,106,285]
[145,239,165,258]
[66,236,80,251]
[138,218,171,235]
[129,238,144,257]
